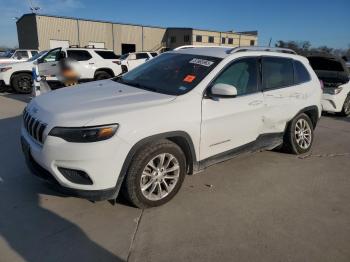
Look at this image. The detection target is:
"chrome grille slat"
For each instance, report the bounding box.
[22,108,47,144]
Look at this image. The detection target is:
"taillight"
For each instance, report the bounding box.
[319,79,324,89]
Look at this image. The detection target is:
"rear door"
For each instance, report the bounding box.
[261,56,297,133]
[66,50,94,79]
[200,57,265,160]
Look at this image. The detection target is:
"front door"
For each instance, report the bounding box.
[200,57,265,160]
[37,48,62,77]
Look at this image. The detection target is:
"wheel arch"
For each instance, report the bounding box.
[10,70,32,84]
[296,105,319,129]
[113,131,197,198]
[94,68,115,78]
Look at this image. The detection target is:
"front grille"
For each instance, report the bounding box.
[23,109,47,144]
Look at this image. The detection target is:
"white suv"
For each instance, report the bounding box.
[118,51,158,73]
[37,47,122,84]
[21,46,322,208]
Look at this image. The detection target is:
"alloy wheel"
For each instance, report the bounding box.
[295,118,312,149]
[140,153,180,201]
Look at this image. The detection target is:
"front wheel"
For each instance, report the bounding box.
[123,139,186,208]
[282,113,314,154]
[11,73,33,94]
[94,71,112,80]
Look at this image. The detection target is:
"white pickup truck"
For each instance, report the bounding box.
[0,49,39,64]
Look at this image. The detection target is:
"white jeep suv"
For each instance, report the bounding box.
[21,46,322,208]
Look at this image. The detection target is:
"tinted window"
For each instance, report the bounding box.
[136,53,149,59]
[15,51,28,59]
[228,38,233,45]
[116,53,221,95]
[151,52,158,57]
[212,58,258,96]
[67,50,92,61]
[208,36,214,43]
[294,60,311,84]
[262,57,294,90]
[196,35,202,42]
[95,50,119,59]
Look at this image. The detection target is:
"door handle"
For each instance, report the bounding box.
[249,100,263,106]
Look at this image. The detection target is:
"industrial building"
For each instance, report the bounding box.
[16,13,258,55]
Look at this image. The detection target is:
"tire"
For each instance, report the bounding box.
[123,139,186,208]
[282,113,314,155]
[0,82,7,93]
[94,71,112,80]
[340,94,350,116]
[11,73,33,94]
[121,65,128,74]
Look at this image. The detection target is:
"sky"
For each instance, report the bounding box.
[0,0,349,49]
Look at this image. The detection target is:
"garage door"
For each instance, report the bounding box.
[50,40,70,49]
[88,42,105,48]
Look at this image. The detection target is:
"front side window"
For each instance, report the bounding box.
[262,57,294,90]
[41,48,61,62]
[211,58,258,96]
[294,60,311,84]
[67,50,92,61]
[115,53,222,95]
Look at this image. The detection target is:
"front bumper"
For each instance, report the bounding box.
[21,126,131,201]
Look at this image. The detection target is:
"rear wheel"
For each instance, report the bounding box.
[340,94,350,116]
[123,139,186,208]
[282,113,314,154]
[94,71,112,80]
[11,73,33,94]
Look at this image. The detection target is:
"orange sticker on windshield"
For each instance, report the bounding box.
[183,75,196,83]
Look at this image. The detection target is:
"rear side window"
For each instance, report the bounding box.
[262,57,294,90]
[212,58,258,96]
[294,60,311,84]
[67,50,92,61]
[95,51,119,59]
[151,52,158,57]
[136,53,149,59]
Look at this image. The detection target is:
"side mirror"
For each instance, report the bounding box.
[209,83,237,98]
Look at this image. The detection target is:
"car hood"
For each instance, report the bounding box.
[0,60,33,68]
[28,79,176,126]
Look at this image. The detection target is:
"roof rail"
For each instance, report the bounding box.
[173,45,232,50]
[227,46,297,54]
[69,45,79,48]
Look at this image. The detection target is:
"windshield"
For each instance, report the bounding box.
[113,53,222,95]
[27,50,47,62]
[1,50,15,58]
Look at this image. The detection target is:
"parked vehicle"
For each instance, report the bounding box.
[0,51,47,93]
[0,49,39,64]
[117,51,158,73]
[308,54,350,116]
[37,47,122,86]
[21,46,322,208]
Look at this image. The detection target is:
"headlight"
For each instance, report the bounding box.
[49,124,119,142]
[0,67,12,72]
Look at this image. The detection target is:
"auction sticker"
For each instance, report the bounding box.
[189,58,214,67]
[183,75,196,83]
